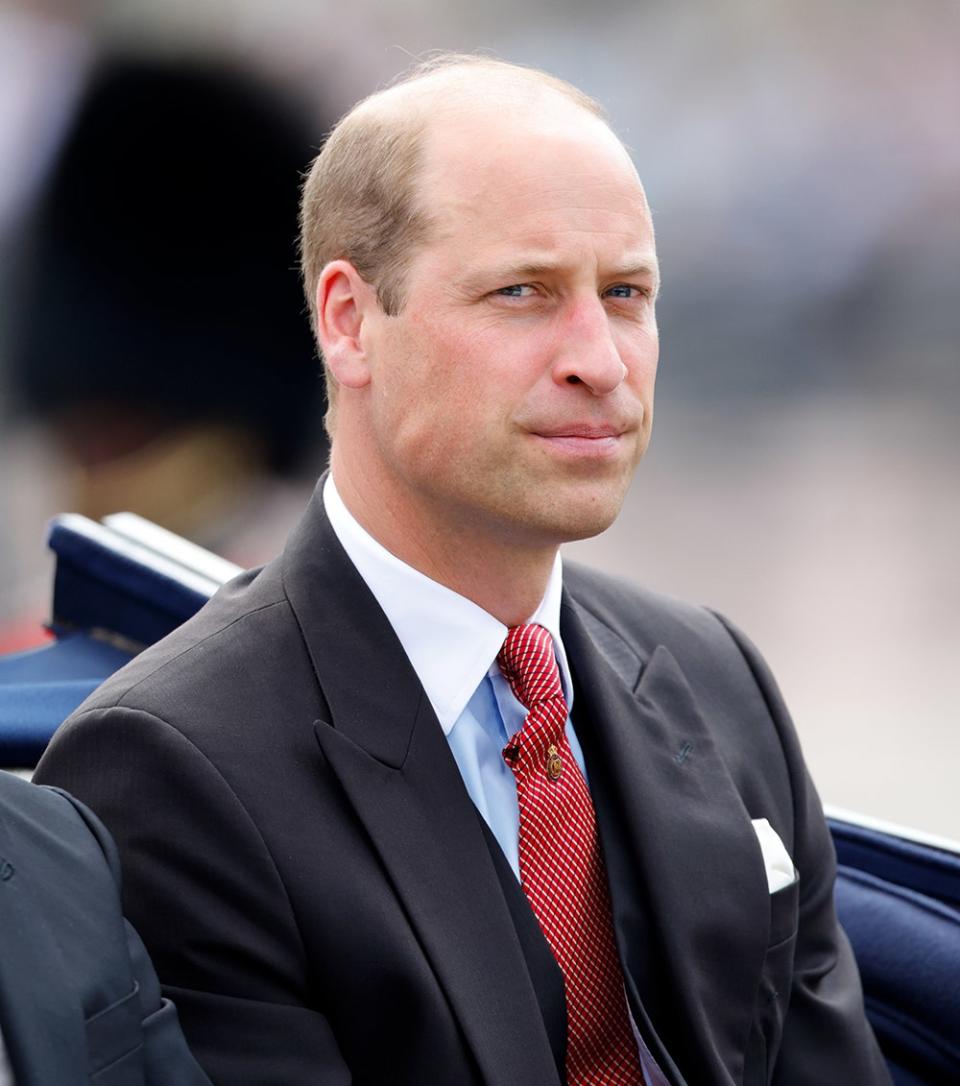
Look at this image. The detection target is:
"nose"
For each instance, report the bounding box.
[552,298,627,396]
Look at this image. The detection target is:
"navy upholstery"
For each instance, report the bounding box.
[0,512,240,766]
[0,633,133,765]
[831,816,960,1084]
[47,512,236,647]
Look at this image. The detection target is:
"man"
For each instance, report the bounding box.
[0,770,210,1085]
[36,55,891,1084]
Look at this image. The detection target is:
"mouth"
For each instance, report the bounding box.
[529,422,632,459]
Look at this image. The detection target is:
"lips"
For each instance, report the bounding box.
[533,423,624,440]
[529,422,631,459]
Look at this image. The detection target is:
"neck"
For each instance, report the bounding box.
[331,456,557,627]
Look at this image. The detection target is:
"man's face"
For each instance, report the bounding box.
[358,101,659,554]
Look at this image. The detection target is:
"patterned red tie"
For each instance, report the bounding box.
[498,624,645,1086]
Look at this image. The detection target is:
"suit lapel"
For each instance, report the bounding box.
[283,491,560,1086]
[0,810,87,1086]
[477,816,567,1080]
[561,595,771,1086]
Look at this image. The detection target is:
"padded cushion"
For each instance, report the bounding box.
[833,818,960,910]
[0,634,133,765]
[48,516,216,647]
[835,863,960,1082]
[1,513,235,765]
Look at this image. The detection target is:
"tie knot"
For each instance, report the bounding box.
[497,624,563,710]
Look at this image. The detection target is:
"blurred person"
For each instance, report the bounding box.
[3,53,327,612]
[0,769,210,1085]
[36,55,890,1085]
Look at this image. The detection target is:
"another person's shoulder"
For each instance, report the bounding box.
[1,768,96,834]
[0,770,119,882]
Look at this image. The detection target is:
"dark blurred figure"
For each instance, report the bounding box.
[0,768,211,1084]
[7,54,327,567]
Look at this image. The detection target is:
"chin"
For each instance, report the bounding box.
[553,511,621,544]
[519,494,626,547]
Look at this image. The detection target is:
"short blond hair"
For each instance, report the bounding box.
[299,53,605,432]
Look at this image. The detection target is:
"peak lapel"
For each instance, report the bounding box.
[561,596,771,1086]
[283,490,560,1086]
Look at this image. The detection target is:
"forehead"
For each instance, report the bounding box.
[416,96,654,269]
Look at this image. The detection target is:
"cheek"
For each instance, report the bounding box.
[370,325,483,463]
[411,316,515,412]
[374,307,543,460]
[623,325,659,385]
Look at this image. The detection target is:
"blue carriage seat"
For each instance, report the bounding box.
[828,807,960,1085]
[0,512,240,766]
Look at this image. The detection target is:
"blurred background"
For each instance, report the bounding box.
[1,0,957,834]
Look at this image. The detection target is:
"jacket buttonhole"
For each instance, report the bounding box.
[674,741,694,765]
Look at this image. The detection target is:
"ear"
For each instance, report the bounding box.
[315,260,379,389]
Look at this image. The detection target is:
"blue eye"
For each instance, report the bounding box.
[605,284,638,299]
[495,284,535,297]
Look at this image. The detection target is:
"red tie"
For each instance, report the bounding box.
[498,624,645,1086]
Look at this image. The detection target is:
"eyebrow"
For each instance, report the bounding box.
[608,261,661,292]
[458,256,661,295]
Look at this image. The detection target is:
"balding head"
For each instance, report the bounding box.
[299,54,614,433]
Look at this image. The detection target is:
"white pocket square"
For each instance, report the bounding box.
[751,818,797,894]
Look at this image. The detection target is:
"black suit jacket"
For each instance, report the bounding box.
[0,770,210,1086]
[35,487,891,1085]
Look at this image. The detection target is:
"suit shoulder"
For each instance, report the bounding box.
[563,560,733,656]
[563,562,799,777]
[75,559,292,714]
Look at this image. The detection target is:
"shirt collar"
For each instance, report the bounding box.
[323,475,572,734]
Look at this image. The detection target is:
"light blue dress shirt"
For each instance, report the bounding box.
[449,664,589,878]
